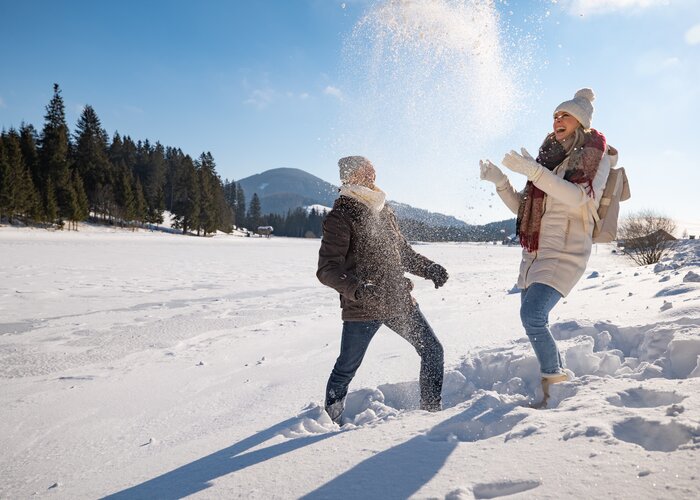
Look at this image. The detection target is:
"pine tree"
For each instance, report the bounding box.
[73,105,111,217]
[69,170,89,229]
[215,186,234,233]
[222,179,237,228]
[38,84,72,224]
[0,134,6,221]
[114,165,136,228]
[170,154,200,234]
[133,177,147,229]
[18,125,42,221]
[43,179,59,225]
[19,124,40,188]
[196,152,219,236]
[0,130,39,223]
[236,185,246,228]
[145,142,166,224]
[248,193,262,231]
[130,139,165,224]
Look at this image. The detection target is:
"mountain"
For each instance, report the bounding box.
[236,167,471,228]
[236,168,338,216]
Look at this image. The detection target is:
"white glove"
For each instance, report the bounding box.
[502,148,542,181]
[479,159,507,186]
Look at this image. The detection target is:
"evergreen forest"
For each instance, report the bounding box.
[0,84,328,237]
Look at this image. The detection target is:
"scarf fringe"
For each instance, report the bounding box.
[518,129,606,252]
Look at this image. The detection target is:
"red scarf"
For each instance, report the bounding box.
[517,129,606,252]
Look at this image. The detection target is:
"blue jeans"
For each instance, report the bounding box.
[325,307,444,410]
[520,283,563,375]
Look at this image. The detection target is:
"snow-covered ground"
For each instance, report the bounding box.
[1,225,699,499]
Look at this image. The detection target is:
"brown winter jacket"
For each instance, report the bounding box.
[317,195,435,321]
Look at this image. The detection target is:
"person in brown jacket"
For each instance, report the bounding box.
[317,156,449,423]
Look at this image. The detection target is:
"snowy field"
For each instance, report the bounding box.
[1,226,699,499]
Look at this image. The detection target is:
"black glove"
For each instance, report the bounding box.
[425,263,449,289]
[355,282,379,300]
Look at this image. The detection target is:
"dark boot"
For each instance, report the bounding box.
[325,398,345,424]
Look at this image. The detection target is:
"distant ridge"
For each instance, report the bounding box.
[236,167,470,228]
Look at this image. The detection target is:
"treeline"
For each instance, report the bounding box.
[256,207,326,238]
[0,84,234,234]
[225,186,328,238]
[397,217,516,242]
[1,83,509,241]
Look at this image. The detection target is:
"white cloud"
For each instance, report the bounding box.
[566,0,670,16]
[243,87,313,108]
[635,51,681,75]
[0,96,6,108]
[243,88,276,109]
[323,86,343,99]
[685,23,700,45]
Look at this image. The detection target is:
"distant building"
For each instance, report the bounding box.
[618,229,677,249]
[502,233,518,245]
[256,226,274,238]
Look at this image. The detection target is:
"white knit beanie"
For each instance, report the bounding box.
[554,88,595,130]
[338,156,373,184]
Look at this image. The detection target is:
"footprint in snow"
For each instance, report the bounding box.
[445,479,541,499]
[612,417,699,452]
[606,387,686,408]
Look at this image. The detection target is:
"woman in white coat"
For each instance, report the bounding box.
[480,88,615,406]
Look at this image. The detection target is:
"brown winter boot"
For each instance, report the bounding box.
[538,372,569,408]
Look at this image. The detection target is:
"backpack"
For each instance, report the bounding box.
[591,166,631,244]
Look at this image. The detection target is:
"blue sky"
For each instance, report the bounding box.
[1,0,699,229]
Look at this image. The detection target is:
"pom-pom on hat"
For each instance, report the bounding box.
[338,155,373,184]
[554,88,595,130]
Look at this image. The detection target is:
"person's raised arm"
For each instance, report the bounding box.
[502,149,611,208]
[480,159,522,215]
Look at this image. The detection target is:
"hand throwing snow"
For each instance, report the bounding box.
[479,159,507,187]
[426,263,449,289]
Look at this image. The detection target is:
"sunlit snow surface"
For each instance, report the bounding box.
[1,224,699,498]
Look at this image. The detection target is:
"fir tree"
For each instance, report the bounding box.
[196,152,219,235]
[222,179,237,228]
[38,84,72,223]
[133,177,147,229]
[115,165,136,228]
[0,134,6,220]
[0,130,39,223]
[235,185,246,228]
[19,124,40,188]
[67,170,89,230]
[43,179,59,225]
[145,142,166,224]
[170,154,200,234]
[248,193,262,230]
[18,125,42,221]
[73,105,111,217]
[215,187,234,233]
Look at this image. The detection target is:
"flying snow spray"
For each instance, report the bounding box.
[335,0,538,220]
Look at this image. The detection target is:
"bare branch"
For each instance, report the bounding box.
[618,210,677,266]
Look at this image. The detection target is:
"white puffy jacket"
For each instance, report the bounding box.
[497,149,616,296]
